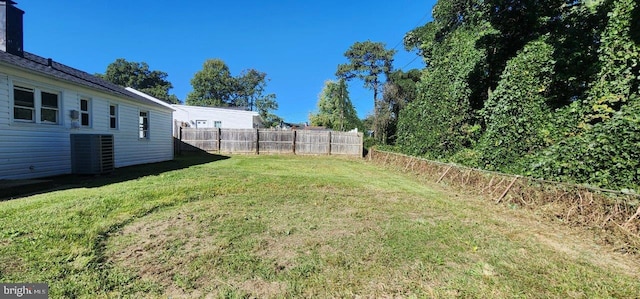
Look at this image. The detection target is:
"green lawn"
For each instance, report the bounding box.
[1,154,638,298]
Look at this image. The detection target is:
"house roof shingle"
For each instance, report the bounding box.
[0,50,171,110]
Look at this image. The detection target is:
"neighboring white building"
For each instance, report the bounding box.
[0,1,174,179]
[172,104,262,129]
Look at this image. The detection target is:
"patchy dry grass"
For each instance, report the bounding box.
[1,154,639,298]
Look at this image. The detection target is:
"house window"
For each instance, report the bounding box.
[139,111,149,139]
[214,121,222,128]
[109,104,118,129]
[13,86,35,121]
[80,98,91,127]
[13,84,60,124]
[40,91,59,123]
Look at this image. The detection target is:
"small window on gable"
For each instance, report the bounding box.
[80,98,91,127]
[139,111,149,139]
[109,104,118,129]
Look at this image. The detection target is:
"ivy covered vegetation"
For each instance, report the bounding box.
[386,0,639,191]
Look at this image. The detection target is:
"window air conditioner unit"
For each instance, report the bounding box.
[70,134,114,174]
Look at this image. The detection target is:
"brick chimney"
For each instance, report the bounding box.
[0,0,23,56]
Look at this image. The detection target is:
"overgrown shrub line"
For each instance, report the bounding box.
[368,148,640,254]
[394,0,639,192]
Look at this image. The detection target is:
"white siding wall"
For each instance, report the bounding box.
[0,74,9,126]
[112,104,173,168]
[0,69,173,180]
[173,105,259,129]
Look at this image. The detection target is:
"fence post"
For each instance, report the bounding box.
[292,130,297,155]
[327,131,332,155]
[359,133,364,158]
[178,126,183,155]
[256,128,260,155]
[217,128,221,152]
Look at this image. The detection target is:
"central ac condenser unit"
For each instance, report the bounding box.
[70,134,114,174]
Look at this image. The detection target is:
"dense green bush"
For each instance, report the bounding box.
[395,0,639,191]
[528,0,639,190]
[477,37,556,171]
[396,28,485,159]
[583,0,640,124]
[528,96,640,191]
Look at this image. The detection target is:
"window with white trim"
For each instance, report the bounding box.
[80,98,91,127]
[13,84,60,124]
[139,111,149,139]
[214,121,222,128]
[13,86,34,121]
[40,91,59,123]
[109,104,118,129]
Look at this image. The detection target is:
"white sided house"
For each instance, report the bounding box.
[172,104,262,130]
[0,1,174,180]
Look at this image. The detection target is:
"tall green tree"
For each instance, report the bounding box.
[234,69,270,111]
[255,94,282,128]
[237,70,282,128]
[336,41,396,141]
[186,59,235,107]
[309,80,362,131]
[98,58,180,104]
[187,59,282,127]
[392,0,640,191]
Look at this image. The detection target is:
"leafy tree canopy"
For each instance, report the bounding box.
[187,59,282,128]
[256,93,282,129]
[336,41,396,103]
[186,59,235,107]
[98,58,180,104]
[235,69,269,111]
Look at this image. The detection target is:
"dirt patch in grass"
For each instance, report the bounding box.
[253,206,384,271]
[107,207,222,289]
[239,278,287,298]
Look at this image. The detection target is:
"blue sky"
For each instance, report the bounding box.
[19,1,434,123]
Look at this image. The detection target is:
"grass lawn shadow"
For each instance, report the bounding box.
[0,152,229,201]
